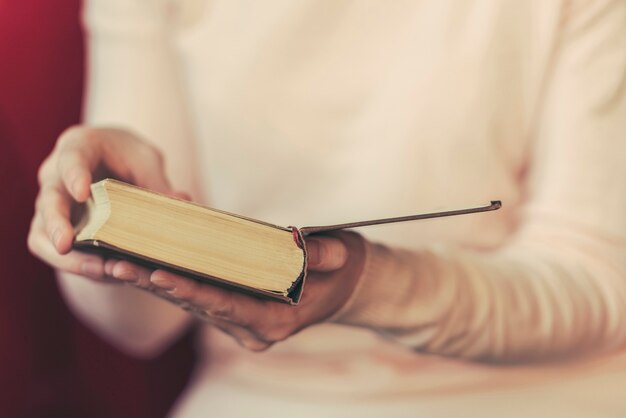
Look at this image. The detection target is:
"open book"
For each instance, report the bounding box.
[74,179,501,304]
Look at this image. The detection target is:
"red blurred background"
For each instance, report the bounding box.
[0,1,195,417]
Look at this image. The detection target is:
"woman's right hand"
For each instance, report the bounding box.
[28,126,178,281]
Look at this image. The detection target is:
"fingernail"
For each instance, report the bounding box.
[112,267,137,282]
[151,275,176,291]
[81,260,103,277]
[306,237,348,271]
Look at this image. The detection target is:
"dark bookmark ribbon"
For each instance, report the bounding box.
[292,201,502,238]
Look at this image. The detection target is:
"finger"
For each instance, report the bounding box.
[164,292,272,350]
[104,258,117,276]
[150,271,297,344]
[131,157,172,194]
[109,260,155,288]
[35,186,75,254]
[28,215,106,279]
[149,270,267,326]
[101,129,172,194]
[57,127,174,201]
[56,129,99,202]
[108,260,234,315]
[305,236,348,272]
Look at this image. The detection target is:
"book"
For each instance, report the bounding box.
[74,179,501,304]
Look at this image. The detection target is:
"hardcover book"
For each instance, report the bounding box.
[74,179,501,304]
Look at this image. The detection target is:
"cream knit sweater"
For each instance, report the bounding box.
[69,0,626,416]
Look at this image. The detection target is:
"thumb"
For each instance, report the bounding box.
[306,236,348,272]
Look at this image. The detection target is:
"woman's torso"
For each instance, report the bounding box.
[157,1,626,416]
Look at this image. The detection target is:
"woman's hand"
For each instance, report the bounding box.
[28,126,181,280]
[29,125,367,351]
[104,231,367,351]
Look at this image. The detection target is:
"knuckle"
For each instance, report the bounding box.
[80,126,97,140]
[59,126,102,157]
[207,295,234,320]
[26,228,50,262]
[171,281,196,301]
[35,192,60,225]
[136,274,152,288]
[57,125,82,149]
[34,193,51,220]
[37,158,53,186]
[26,229,39,255]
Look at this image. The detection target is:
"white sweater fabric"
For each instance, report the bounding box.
[78,0,626,416]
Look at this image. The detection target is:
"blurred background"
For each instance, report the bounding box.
[0,1,195,417]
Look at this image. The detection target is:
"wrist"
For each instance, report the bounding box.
[328,240,449,337]
[327,239,389,326]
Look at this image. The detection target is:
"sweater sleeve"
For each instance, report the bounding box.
[83,0,201,195]
[331,0,626,362]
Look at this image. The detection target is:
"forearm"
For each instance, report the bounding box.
[331,0,626,362]
[332,222,626,361]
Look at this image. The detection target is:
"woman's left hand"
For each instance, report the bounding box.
[105,232,367,351]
